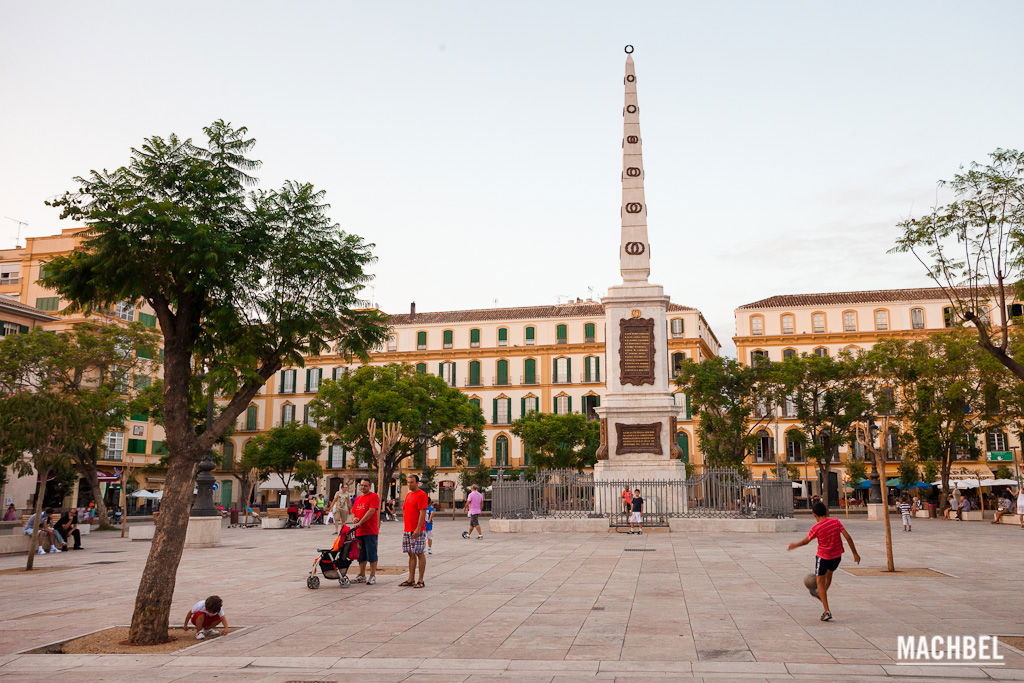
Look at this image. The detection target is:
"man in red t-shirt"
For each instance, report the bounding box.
[787,501,860,622]
[399,474,429,588]
[350,479,380,585]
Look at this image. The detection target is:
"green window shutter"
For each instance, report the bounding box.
[470,328,480,344]
[152,441,168,456]
[584,323,595,340]
[130,412,148,422]
[470,398,481,411]
[553,397,558,413]
[685,394,692,419]
[246,406,257,430]
[498,328,508,342]
[566,358,572,383]
[595,356,600,381]
[134,374,151,390]
[417,331,427,348]
[525,326,535,341]
[438,362,444,376]
[341,446,348,469]
[18,325,28,334]
[497,360,508,385]
[443,330,453,345]
[451,362,456,386]
[567,396,573,413]
[677,433,689,462]
[557,324,567,341]
[520,397,526,416]
[416,362,426,374]
[280,371,286,393]
[127,439,147,454]
[138,312,157,328]
[492,398,498,424]
[524,358,536,384]
[303,404,310,424]
[35,297,59,311]
[441,444,453,468]
[38,264,49,280]
[584,357,591,382]
[306,369,312,391]
[137,346,152,360]
[470,361,480,386]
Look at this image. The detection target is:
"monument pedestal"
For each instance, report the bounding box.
[866,503,888,521]
[185,516,222,548]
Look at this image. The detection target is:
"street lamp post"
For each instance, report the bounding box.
[867,417,882,505]
[192,450,219,517]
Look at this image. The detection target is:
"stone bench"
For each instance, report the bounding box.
[488,518,609,533]
[261,518,287,529]
[995,513,1024,525]
[129,524,155,541]
[266,508,289,519]
[669,517,803,533]
[0,534,30,555]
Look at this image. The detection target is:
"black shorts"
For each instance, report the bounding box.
[815,556,841,576]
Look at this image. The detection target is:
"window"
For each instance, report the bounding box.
[523,358,537,384]
[671,352,686,379]
[583,394,600,419]
[468,360,481,387]
[469,397,481,413]
[986,430,1008,452]
[116,301,135,322]
[440,361,456,386]
[783,393,796,417]
[495,435,509,467]
[470,328,480,348]
[670,318,684,338]
[786,433,803,462]
[584,355,601,382]
[554,394,571,414]
[440,443,453,468]
[886,428,899,461]
[281,404,295,425]
[754,430,774,463]
[497,327,508,347]
[874,309,889,331]
[556,324,568,344]
[417,331,427,350]
[782,348,796,360]
[127,438,147,455]
[104,431,124,461]
[35,296,59,312]
[750,349,768,365]
[493,397,511,425]
[305,367,322,393]
[0,321,26,336]
[553,357,570,383]
[303,404,315,426]
[281,369,296,393]
[750,315,764,336]
[814,347,828,358]
[443,330,453,349]
[415,362,426,374]
[133,374,151,391]
[152,440,168,456]
[674,392,692,419]
[1007,303,1024,321]
[138,312,157,328]
[328,441,346,469]
[245,405,258,431]
[523,443,535,466]
[852,428,866,459]
[781,314,794,335]
[0,264,20,285]
[843,311,857,332]
[222,440,235,466]
[522,395,539,414]
[525,326,535,345]
[496,359,509,385]
[387,334,397,351]
[943,307,955,328]
[130,412,149,422]
[676,432,689,462]
[812,313,826,333]
[584,323,596,343]
[910,308,925,330]
[878,386,896,415]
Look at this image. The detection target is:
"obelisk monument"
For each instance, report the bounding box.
[593,46,686,481]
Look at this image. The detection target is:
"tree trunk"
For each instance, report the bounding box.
[939,452,953,514]
[120,471,129,538]
[76,448,111,528]
[874,449,895,572]
[25,468,50,571]
[128,451,199,644]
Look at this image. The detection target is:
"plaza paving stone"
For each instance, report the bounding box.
[0,515,1021,680]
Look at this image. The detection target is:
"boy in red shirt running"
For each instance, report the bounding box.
[787,501,860,622]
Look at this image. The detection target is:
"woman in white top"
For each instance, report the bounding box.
[1016,488,1024,528]
[330,490,349,533]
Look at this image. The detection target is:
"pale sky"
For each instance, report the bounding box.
[2,1,1022,355]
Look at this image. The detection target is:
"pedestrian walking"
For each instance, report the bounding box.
[898,497,912,532]
[399,474,429,589]
[329,490,348,533]
[787,501,861,622]
[628,488,644,535]
[425,497,435,555]
[351,478,381,585]
[462,484,484,539]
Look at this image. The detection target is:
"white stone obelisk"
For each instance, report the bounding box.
[593,46,686,481]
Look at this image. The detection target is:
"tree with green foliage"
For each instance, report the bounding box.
[243,423,323,496]
[292,459,324,495]
[310,364,484,498]
[862,332,1003,509]
[845,459,867,485]
[892,149,1024,381]
[42,121,387,644]
[0,323,157,530]
[675,356,782,472]
[509,412,598,471]
[777,352,869,507]
[459,461,493,494]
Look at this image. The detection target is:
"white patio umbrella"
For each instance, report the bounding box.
[932,479,981,489]
[130,489,157,499]
[987,478,1020,487]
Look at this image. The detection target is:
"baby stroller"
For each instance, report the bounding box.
[307,524,359,589]
[285,508,301,529]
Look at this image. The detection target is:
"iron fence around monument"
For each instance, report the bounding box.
[491,468,794,523]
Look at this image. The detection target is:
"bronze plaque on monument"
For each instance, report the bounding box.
[615,422,663,455]
[619,317,655,385]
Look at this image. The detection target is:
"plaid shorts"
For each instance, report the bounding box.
[402,531,426,555]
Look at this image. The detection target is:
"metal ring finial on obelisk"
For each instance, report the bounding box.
[624,45,634,54]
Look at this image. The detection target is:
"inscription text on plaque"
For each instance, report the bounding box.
[615,422,663,455]
[619,317,656,385]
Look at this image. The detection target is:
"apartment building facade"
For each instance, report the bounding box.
[733,287,1021,498]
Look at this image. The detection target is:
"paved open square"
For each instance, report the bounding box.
[0,515,1022,681]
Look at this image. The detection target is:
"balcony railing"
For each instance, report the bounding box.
[521,375,537,385]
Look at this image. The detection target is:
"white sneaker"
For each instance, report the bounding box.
[195,631,206,640]
[366,576,376,585]
[427,548,432,554]
[49,545,60,553]
[205,629,221,637]
[476,535,482,540]
[36,547,46,555]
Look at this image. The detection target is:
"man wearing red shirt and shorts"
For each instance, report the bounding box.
[787,501,860,622]
[350,479,380,585]
[399,474,429,589]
